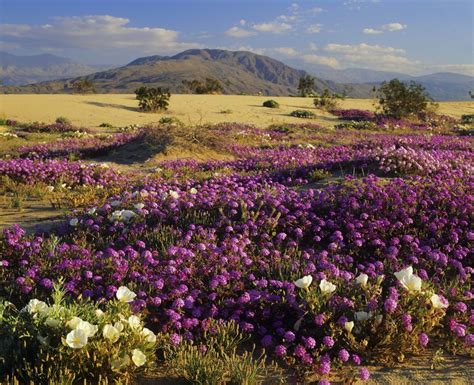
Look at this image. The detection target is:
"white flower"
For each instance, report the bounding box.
[110,210,124,222]
[67,316,83,329]
[430,294,449,309]
[169,190,179,199]
[294,275,313,289]
[45,317,60,328]
[46,186,55,192]
[110,200,122,207]
[319,279,336,294]
[344,321,354,333]
[87,207,97,215]
[76,320,98,337]
[103,324,120,343]
[66,329,88,349]
[25,299,49,316]
[355,273,369,287]
[127,315,142,330]
[111,354,130,370]
[141,327,157,343]
[394,266,422,292]
[95,309,104,317]
[355,311,372,322]
[114,321,125,332]
[189,187,198,194]
[131,349,147,367]
[69,218,79,227]
[116,286,137,303]
[134,203,145,210]
[120,210,136,222]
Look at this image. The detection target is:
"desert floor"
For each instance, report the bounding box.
[0,94,473,128]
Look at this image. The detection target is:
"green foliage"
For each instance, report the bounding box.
[290,109,316,119]
[335,121,379,131]
[219,109,233,114]
[262,99,279,108]
[313,89,340,111]
[0,282,156,384]
[158,116,184,126]
[71,79,96,94]
[182,78,224,94]
[298,75,316,97]
[99,122,114,128]
[135,86,171,112]
[55,116,71,125]
[460,114,474,125]
[309,168,331,181]
[376,79,435,119]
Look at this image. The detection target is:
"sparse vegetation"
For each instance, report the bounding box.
[135,86,171,112]
[313,89,340,111]
[262,100,279,108]
[298,75,316,97]
[290,109,316,119]
[71,79,96,94]
[182,78,224,94]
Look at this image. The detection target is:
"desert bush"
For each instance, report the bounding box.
[313,89,340,111]
[460,114,474,125]
[182,78,223,94]
[135,87,171,112]
[330,109,376,121]
[335,121,379,131]
[298,75,316,97]
[290,110,316,119]
[99,122,114,128]
[0,282,156,384]
[159,116,184,126]
[55,116,71,125]
[262,100,279,108]
[219,109,233,114]
[71,79,96,94]
[375,79,435,119]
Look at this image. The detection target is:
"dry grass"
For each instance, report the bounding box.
[1,94,472,129]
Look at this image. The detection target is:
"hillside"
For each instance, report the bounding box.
[0,49,346,96]
[0,52,109,86]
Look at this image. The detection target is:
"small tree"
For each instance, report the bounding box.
[72,79,96,94]
[135,86,171,112]
[182,78,223,94]
[376,79,434,119]
[313,89,340,111]
[298,75,316,97]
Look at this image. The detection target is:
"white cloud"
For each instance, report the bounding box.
[309,43,318,51]
[324,43,418,71]
[427,64,474,76]
[239,19,247,26]
[302,54,340,68]
[225,26,256,38]
[306,24,323,33]
[272,47,299,57]
[0,15,199,55]
[363,28,383,35]
[310,7,323,13]
[253,22,292,34]
[344,0,381,10]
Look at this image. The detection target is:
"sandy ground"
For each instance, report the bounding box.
[1,94,472,128]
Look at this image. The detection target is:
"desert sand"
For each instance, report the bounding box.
[1,94,472,128]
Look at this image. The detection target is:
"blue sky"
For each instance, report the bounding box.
[0,0,472,75]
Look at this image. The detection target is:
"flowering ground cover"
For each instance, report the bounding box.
[0,118,472,384]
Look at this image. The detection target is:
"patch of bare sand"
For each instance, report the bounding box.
[1,94,472,129]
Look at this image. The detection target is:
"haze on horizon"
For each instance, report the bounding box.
[0,0,473,76]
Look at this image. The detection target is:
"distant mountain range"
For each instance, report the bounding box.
[1,49,473,100]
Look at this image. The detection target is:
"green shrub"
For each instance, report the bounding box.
[290,110,316,119]
[262,100,279,108]
[159,116,184,126]
[135,86,171,112]
[99,122,114,128]
[335,121,379,130]
[460,114,474,125]
[182,78,223,94]
[375,79,436,119]
[0,282,156,384]
[298,75,316,97]
[55,116,71,125]
[313,89,340,111]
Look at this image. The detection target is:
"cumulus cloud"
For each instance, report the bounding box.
[302,54,340,68]
[363,22,407,34]
[225,26,256,38]
[344,0,381,10]
[253,22,292,34]
[0,15,199,56]
[306,24,323,34]
[272,47,299,57]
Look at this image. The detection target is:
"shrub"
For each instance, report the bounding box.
[335,121,379,131]
[262,100,279,108]
[313,89,340,111]
[290,110,316,119]
[219,109,233,114]
[71,79,96,94]
[460,114,474,125]
[375,79,435,119]
[298,75,316,97]
[99,122,114,128]
[135,87,171,112]
[55,116,71,125]
[0,282,156,384]
[158,116,184,126]
[182,78,223,94]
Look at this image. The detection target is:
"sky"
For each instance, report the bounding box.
[0,0,473,76]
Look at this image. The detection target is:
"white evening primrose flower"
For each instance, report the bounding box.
[103,324,120,343]
[355,273,369,287]
[116,286,137,303]
[95,309,104,317]
[394,266,422,292]
[134,203,145,210]
[344,321,354,333]
[46,186,55,192]
[127,315,142,330]
[355,311,372,322]
[114,321,125,332]
[141,327,157,343]
[120,210,136,222]
[189,187,198,194]
[67,316,83,329]
[76,320,98,337]
[169,190,179,199]
[66,329,88,349]
[110,210,124,222]
[319,279,337,294]
[69,218,79,227]
[294,275,313,289]
[25,299,49,316]
[87,207,97,215]
[430,294,449,309]
[131,349,147,367]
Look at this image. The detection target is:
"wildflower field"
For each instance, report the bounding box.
[0,99,472,384]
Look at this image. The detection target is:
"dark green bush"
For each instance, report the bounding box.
[55,116,71,125]
[290,110,316,119]
[99,122,113,128]
[135,87,171,112]
[262,100,279,108]
[460,114,474,125]
[182,78,223,94]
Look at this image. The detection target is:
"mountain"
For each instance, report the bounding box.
[0,52,111,86]
[1,49,346,96]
